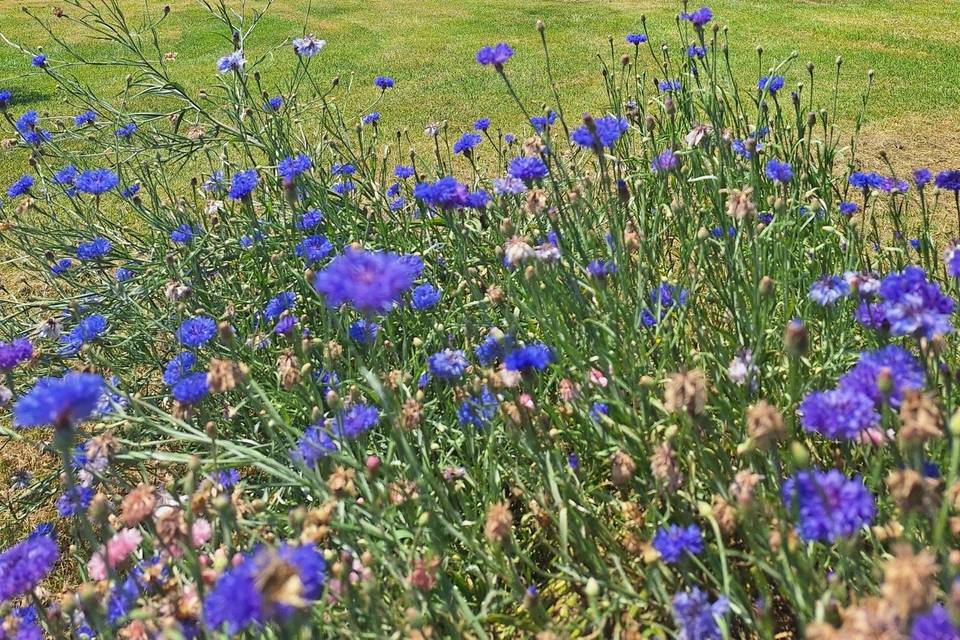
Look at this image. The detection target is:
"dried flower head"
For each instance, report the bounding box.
[611,450,637,486]
[663,369,708,416]
[746,400,785,450]
[484,501,513,545]
[649,442,682,491]
[880,544,938,619]
[898,389,943,443]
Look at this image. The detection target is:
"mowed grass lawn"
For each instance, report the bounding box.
[0,0,959,181]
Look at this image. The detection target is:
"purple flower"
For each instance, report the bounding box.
[911,605,959,640]
[0,533,58,601]
[683,5,713,28]
[374,75,394,90]
[476,43,514,67]
[651,149,679,173]
[838,345,925,408]
[31,54,47,68]
[782,469,875,542]
[914,168,933,189]
[292,425,337,466]
[0,338,32,372]
[295,235,333,263]
[799,388,879,439]
[74,110,96,126]
[171,224,199,244]
[163,352,196,386]
[7,175,34,198]
[411,283,441,310]
[672,588,729,640]
[172,372,209,404]
[935,170,960,192]
[877,266,954,338]
[757,75,785,94]
[840,201,858,216]
[474,118,490,131]
[292,35,325,57]
[76,237,112,260]
[626,33,647,45]
[313,249,420,315]
[348,319,379,344]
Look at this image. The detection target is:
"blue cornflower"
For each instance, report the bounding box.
[163,352,196,386]
[529,111,557,132]
[292,35,325,57]
[414,176,470,209]
[172,372,209,404]
[946,245,960,279]
[278,154,312,181]
[203,171,225,193]
[757,75,785,94]
[332,180,355,194]
[474,117,490,131]
[571,114,629,150]
[51,259,73,275]
[3,606,43,639]
[457,385,498,428]
[799,388,879,439]
[475,333,514,366]
[765,159,793,183]
[333,404,380,438]
[395,165,415,179]
[587,259,616,279]
[590,402,609,421]
[839,201,858,216]
[213,469,240,489]
[362,112,380,125]
[74,110,96,126]
[76,237,111,260]
[374,75,394,90]
[14,373,104,428]
[467,190,489,209]
[170,223,199,244]
[60,314,108,355]
[76,168,119,195]
[314,249,420,314]
[56,486,93,516]
[877,266,955,338]
[672,588,730,640]
[911,605,959,640]
[390,197,406,210]
[476,42,514,67]
[0,338,32,372]
[935,170,960,192]
[7,175,33,198]
[687,44,706,59]
[428,349,469,381]
[204,544,325,634]
[297,209,323,230]
[177,316,217,348]
[265,292,296,320]
[107,576,139,624]
[121,184,140,198]
[504,343,554,372]
[453,132,482,155]
[54,165,77,185]
[808,275,850,306]
[914,168,933,189]
[273,314,296,335]
[31,54,46,67]
[651,149,679,173]
[0,533,58,601]
[332,163,356,176]
[217,50,246,73]
[295,235,333,263]
[388,182,401,197]
[15,110,51,145]
[683,6,713,28]
[626,33,647,44]
[652,524,703,564]
[348,319,379,344]
[0,89,11,110]
[411,283,441,310]
[292,425,337,466]
[838,345,925,408]
[781,468,874,542]
[115,122,137,138]
[507,156,548,182]
[264,96,283,111]
[658,79,681,92]
[228,169,258,200]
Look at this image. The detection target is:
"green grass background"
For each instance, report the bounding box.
[0,0,958,175]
